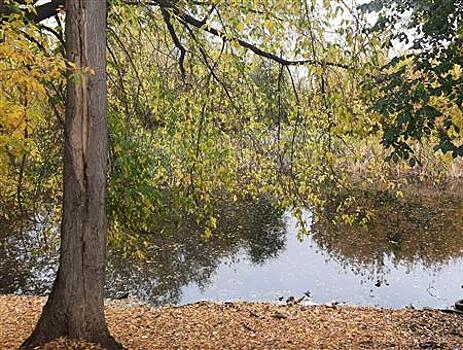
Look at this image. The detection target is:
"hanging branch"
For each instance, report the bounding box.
[161,8,187,78]
[14,0,353,71]
[159,2,352,69]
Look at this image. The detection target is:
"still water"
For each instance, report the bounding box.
[1,192,463,309]
[181,213,463,309]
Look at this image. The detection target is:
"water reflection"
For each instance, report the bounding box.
[178,192,463,309]
[106,200,286,304]
[0,217,58,295]
[0,199,287,304]
[1,190,462,309]
[313,191,463,271]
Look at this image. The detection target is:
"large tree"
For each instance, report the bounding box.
[19,0,122,348]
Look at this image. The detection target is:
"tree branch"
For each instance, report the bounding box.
[27,0,64,23]
[182,15,348,68]
[126,1,352,69]
[161,8,186,78]
[0,0,64,22]
[6,0,353,71]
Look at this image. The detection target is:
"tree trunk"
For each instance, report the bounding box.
[22,1,123,349]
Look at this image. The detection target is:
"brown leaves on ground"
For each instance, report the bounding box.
[0,296,462,349]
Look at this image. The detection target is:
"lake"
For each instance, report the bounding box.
[1,190,462,310]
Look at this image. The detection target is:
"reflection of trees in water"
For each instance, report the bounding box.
[0,216,59,295]
[0,199,286,303]
[106,200,286,305]
[0,239,31,294]
[311,190,463,276]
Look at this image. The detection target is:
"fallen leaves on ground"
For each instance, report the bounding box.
[0,296,462,349]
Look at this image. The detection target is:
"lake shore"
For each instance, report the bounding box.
[1,295,462,349]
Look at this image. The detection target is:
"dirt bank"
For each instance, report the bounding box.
[0,296,462,349]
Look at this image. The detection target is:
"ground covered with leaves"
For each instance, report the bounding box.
[1,296,462,349]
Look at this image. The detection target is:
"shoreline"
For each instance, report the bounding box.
[1,295,462,349]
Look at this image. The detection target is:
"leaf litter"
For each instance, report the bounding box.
[0,296,462,349]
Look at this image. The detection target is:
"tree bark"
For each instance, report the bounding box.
[21,1,123,349]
